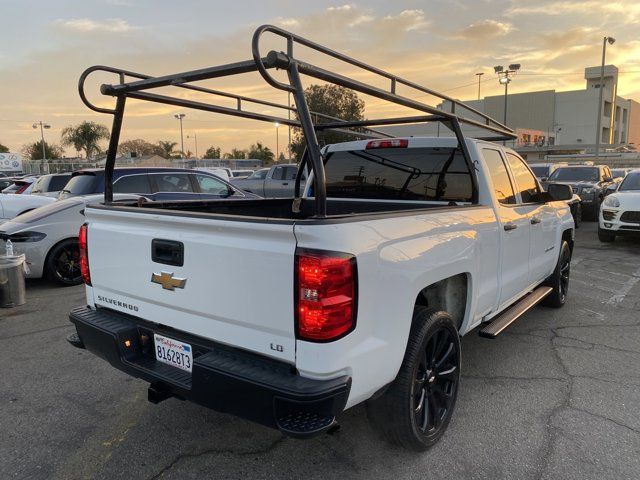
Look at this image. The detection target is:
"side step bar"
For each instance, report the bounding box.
[479,286,553,339]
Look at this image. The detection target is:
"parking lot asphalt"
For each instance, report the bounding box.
[1,221,639,480]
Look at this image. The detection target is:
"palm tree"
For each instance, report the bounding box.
[158,140,178,159]
[61,121,110,159]
[247,142,274,165]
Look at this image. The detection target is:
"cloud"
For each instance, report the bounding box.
[506,0,640,21]
[458,19,514,40]
[54,18,137,33]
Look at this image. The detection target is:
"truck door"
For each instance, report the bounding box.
[264,166,295,198]
[504,152,559,284]
[482,148,531,308]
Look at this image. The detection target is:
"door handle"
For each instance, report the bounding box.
[503,222,518,231]
[282,182,289,186]
[530,216,542,225]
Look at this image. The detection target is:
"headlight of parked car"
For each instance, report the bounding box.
[603,195,620,208]
[581,187,596,194]
[4,231,47,243]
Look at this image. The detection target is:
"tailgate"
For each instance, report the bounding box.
[85,207,297,363]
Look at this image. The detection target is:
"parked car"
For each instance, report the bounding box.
[30,173,73,197]
[598,169,640,242]
[546,165,615,218]
[611,168,632,181]
[529,162,568,182]
[0,194,140,285]
[2,176,37,194]
[58,167,256,201]
[0,191,56,224]
[231,163,303,197]
[195,167,232,182]
[0,177,14,191]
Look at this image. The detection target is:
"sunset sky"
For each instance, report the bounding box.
[1,0,639,157]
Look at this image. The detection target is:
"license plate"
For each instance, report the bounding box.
[154,334,193,372]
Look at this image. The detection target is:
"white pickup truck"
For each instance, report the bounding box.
[68,27,575,450]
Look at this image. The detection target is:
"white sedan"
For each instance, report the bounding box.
[0,191,56,224]
[0,194,139,284]
[599,169,640,242]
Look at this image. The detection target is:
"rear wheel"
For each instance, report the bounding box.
[542,240,571,308]
[367,308,461,451]
[46,239,82,286]
[598,227,615,243]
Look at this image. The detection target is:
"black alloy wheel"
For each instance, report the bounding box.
[367,308,461,450]
[543,240,571,308]
[412,327,459,435]
[46,239,82,286]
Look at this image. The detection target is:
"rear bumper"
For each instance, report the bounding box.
[69,305,351,438]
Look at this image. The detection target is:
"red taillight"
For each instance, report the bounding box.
[16,183,29,194]
[295,249,357,341]
[78,223,91,285]
[365,139,408,149]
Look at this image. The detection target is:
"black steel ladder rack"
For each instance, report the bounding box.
[79,24,516,217]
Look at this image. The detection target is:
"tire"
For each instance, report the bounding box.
[542,240,571,308]
[45,239,82,286]
[573,203,581,228]
[598,227,615,243]
[367,307,461,451]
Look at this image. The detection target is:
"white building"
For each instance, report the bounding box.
[382,65,640,152]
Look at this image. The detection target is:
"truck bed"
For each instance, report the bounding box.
[89,197,471,223]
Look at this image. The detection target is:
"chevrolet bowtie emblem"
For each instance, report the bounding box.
[151,271,187,291]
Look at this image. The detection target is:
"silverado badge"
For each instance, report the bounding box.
[151,272,187,291]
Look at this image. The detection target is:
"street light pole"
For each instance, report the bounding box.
[32,121,51,160]
[494,64,521,145]
[174,114,186,157]
[187,133,198,159]
[275,122,280,163]
[595,36,616,158]
[475,72,484,100]
[288,92,292,161]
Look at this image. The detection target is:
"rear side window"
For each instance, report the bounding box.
[153,173,194,192]
[284,167,297,180]
[30,176,49,193]
[505,152,539,203]
[62,174,98,195]
[323,147,473,202]
[48,174,72,191]
[482,149,516,205]
[113,174,152,194]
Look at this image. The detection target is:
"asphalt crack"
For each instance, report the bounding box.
[147,435,286,480]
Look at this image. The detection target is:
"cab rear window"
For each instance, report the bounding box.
[323,147,473,202]
[64,174,98,195]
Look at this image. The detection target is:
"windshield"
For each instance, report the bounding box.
[611,169,627,179]
[549,167,599,182]
[618,172,640,191]
[530,166,549,177]
[60,173,99,198]
[247,169,268,180]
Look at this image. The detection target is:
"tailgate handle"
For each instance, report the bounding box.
[151,239,184,267]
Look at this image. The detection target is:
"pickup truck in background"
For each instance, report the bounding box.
[68,26,576,451]
[231,163,303,197]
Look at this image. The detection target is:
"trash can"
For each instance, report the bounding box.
[0,254,26,308]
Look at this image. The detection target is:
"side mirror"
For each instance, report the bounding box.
[546,183,573,201]
[540,177,548,183]
[603,176,613,183]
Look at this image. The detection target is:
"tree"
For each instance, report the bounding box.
[277,152,286,163]
[118,139,163,157]
[158,140,178,159]
[203,146,221,159]
[0,143,9,153]
[22,140,63,160]
[224,148,247,159]
[290,84,365,160]
[61,121,110,159]
[247,142,275,165]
